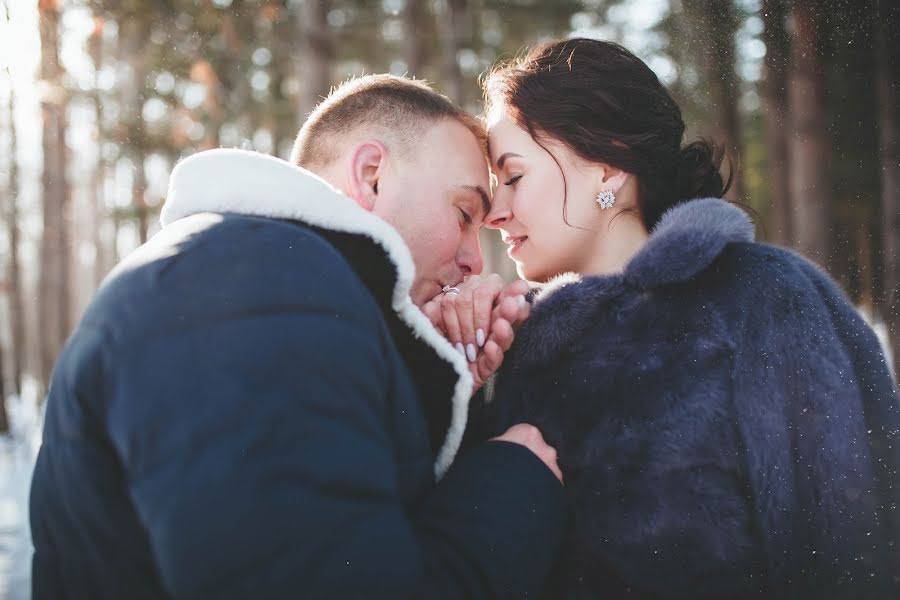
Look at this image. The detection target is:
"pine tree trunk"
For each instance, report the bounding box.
[876,0,900,381]
[118,19,151,241]
[134,159,148,244]
[38,0,71,389]
[88,18,108,286]
[787,0,830,265]
[404,0,427,77]
[0,65,9,431]
[762,0,791,245]
[298,0,332,119]
[4,67,25,397]
[270,4,297,159]
[0,323,7,433]
[441,0,467,105]
[690,0,743,201]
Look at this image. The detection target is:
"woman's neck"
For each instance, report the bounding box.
[578,212,650,277]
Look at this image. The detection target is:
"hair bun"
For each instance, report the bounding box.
[675,140,730,201]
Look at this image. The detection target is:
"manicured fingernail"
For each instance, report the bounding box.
[517,295,527,308]
[476,328,485,347]
[466,343,477,363]
[455,342,465,356]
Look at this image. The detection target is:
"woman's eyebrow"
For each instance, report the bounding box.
[496,152,523,170]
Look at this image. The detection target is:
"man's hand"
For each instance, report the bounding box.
[492,424,563,483]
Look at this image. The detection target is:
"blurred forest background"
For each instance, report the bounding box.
[0,0,899,430]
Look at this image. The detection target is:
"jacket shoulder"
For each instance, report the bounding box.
[708,241,845,308]
[86,214,378,344]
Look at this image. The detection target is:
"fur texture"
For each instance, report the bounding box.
[485,198,900,599]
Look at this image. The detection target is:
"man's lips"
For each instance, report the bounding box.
[437,278,463,295]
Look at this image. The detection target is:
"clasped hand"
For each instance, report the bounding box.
[422,274,531,392]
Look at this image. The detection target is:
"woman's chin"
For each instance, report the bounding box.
[515,263,529,281]
[516,261,550,284]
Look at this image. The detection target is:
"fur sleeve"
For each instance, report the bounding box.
[728,247,898,597]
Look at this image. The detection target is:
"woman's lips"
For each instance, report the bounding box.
[506,236,527,257]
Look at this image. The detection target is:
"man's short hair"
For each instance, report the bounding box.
[291,74,487,170]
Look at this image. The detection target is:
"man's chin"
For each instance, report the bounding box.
[409,283,434,309]
[413,279,454,308]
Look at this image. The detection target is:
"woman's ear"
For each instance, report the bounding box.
[599,165,629,194]
[347,141,387,212]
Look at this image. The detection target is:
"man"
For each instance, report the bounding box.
[30,75,565,599]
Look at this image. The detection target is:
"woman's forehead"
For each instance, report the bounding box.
[487,117,532,161]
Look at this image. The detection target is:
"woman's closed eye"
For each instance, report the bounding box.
[458,207,473,225]
[504,174,523,186]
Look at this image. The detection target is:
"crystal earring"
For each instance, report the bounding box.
[596,189,616,209]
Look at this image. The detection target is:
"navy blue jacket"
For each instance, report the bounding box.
[30,150,566,599]
[478,198,900,599]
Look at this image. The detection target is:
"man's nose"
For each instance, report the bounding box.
[458,232,484,276]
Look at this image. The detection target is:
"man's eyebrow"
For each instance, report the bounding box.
[496,152,522,170]
[456,185,491,217]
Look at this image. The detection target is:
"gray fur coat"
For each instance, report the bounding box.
[480,198,900,599]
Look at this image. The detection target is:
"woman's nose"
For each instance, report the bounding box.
[484,196,511,229]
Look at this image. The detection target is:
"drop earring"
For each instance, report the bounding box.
[596,189,616,209]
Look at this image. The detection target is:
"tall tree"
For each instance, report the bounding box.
[118,17,152,242]
[0,39,10,432]
[268,2,302,157]
[681,0,744,202]
[298,0,333,119]
[876,0,899,379]
[3,0,24,397]
[827,3,881,304]
[761,0,791,245]
[38,0,71,388]
[87,16,110,285]
[4,68,24,398]
[787,0,830,264]
[403,0,428,77]
[440,0,467,105]
[0,310,6,432]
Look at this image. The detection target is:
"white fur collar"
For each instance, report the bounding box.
[161,148,473,478]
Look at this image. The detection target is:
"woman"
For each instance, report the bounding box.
[435,38,900,598]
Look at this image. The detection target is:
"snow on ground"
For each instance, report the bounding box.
[0,379,43,600]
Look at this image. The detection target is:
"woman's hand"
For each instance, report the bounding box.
[422,274,531,392]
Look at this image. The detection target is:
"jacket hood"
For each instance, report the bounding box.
[161,148,473,478]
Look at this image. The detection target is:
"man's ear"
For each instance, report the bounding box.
[347,141,387,212]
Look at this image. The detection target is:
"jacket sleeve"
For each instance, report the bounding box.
[728,251,900,597]
[794,257,900,588]
[107,299,565,599]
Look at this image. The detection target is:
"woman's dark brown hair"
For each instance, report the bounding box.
[483,38,731,230]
